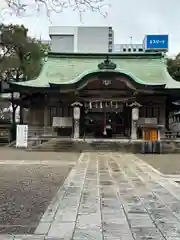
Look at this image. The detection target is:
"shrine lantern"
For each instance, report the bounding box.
[132,107,139,121]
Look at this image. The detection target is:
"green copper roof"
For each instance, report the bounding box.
[10,52,180,89]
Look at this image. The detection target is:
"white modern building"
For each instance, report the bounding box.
[114,43,144,53]
[49,26,114,53]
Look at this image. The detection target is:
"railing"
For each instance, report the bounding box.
[164,131,180,139]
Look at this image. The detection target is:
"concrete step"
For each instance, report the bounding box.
[29,140,92,152]
[90,142,121,151]
[28,139,142,153]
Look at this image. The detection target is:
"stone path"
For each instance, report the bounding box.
[3,152,180,239]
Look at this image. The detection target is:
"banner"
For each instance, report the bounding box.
[16,124,28,148]
[52,117,72,127]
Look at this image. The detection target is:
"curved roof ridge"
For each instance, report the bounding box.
[9,55,180,89]
[53,67,164,86]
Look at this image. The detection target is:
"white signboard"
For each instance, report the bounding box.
[52,117,60,127]
[132,108,139,121]
[52,117,73,127]
[73,107,80,120]
[144,118,157,124]
[16,124,28,148]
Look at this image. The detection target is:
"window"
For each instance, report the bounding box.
[138,48,143,52]
[108,27,113,34]
[133,48,136,52]
[123,48,126,52]
[128,48,131,52]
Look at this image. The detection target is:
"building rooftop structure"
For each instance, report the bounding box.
[49,26,114,53]
[114,44,144,53]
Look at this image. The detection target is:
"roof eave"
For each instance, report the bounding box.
[48,51,163,59]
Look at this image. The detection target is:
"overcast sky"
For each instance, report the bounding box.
[0,0,179,55]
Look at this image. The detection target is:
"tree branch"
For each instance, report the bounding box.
[3,0,109,19]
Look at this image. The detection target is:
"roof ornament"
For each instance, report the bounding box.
[98,56,117,70]
[128,101,142,108]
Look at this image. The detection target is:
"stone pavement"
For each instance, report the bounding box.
[3,152,180,239]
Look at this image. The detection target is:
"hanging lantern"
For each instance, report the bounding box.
[115,101,118,108]
[103,122,107,135]
[92,102,95,109]
[103,112,107,135]
[95,101,98,108]
[84,102,87,109]
[119,103,123,112]
[103,129,107,135]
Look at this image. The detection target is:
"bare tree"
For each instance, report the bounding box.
[3,0,109,18]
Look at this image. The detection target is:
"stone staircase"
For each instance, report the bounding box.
[0,139,10,147]
[28,139,93,152]
[27,138,145,153]
[29,139,127,152]
[161,141,180,153]
[90,141,121,151]
[6,138,180,154]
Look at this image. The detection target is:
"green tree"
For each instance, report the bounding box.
[0,24,47,124]
[0,24,45,83]
[167,54,180,82]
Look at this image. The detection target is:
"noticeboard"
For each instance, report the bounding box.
[144,34,168,50]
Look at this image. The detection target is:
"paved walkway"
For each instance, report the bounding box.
[4,152,180,239]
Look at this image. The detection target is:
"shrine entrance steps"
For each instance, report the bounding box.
[27,138,143,153]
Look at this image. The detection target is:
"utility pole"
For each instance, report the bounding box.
[130,36,133,46]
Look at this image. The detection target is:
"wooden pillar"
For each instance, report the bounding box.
[44,106,48,127]
[11,92,17,124]
[165,97,170,130]
[19,107,24,124]
[19,94,24,124]
[44,94,48,127]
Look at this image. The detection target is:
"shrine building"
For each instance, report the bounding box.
[9,52,180,142]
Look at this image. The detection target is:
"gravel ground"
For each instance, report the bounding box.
[0,148,80,162]
[138,154,180,175]
[0,148,80,234]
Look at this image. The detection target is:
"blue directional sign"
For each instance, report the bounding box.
[144,34,168,50]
